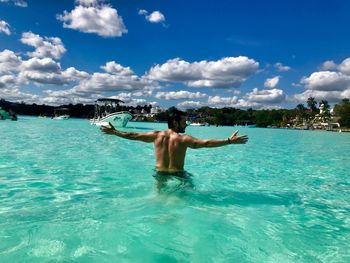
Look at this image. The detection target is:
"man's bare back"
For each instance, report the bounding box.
[154,130,188,172]
[101,111,248,173]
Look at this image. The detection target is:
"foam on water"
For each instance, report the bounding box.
[1,116,350,262]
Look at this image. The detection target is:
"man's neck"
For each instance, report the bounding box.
[169,128,180,134]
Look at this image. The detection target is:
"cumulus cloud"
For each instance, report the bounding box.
[292,90,348,103]
[148,56,259,88]
[34,61,157,105]
[0,50,89,88]
[264,76,280,89]
[246,88,285,103]
[320,60,337,71]
[0,49,22,74]
[178,95,260,109]
[146,11,165,23]
[0,88,38,103]
[0,20,11,35]
[177,88,286,109]
[0,0,27,7]
[76,0,98,6]
[0,48,156,105]
[20,32,66,60]
[16,57,88,86]
[177,100,205,109]
[101,61,133,75]
[57,1,127,37]
[338,58,350,75]
[138,9,165,23]
[274,62,291,72]
[110,93,154,106]
[293,57,350,103]
[138,9,148,15]
[155,90,207,100]
[300,71,350,91]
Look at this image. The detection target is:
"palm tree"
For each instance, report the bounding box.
[307,97,318,113]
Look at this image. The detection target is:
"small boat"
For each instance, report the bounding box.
[0,107,11,120]
[90,98,132,127]
[189,122,205,126]
[53,108,70,120]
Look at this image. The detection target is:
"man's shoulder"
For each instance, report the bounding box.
[180,134,195,142]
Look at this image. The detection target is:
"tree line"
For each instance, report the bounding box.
[1,97,350,128]
[155,97,350,128]
[0,99,153,119]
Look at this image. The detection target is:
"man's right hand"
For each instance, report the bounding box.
[229,130,248,144]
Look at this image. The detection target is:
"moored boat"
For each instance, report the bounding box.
[53,108,70,120]
[90,98,132,127]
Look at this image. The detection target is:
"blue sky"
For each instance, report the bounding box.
[1,0,350,109]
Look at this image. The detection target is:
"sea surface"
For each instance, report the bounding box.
[1,116,350,262]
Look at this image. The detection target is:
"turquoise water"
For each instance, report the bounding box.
[1,116,350,262]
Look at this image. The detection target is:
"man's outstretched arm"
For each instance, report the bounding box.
[101,123,158,143]
[185,130,248,149]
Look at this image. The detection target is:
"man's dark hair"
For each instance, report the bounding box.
[167,108,186,129]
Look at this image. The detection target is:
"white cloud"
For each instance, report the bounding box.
[274,62,291,72]
[292,90,347,103]
[74,72,155,93]
[320,60,337,71]
[300,71,350,91]
[146,11,165,23]
[110,94,151,106]
[0,0,27,7]
[0,48,157,105]
[101,61,133,75]
[76,0,98,6]
[177,100,205,109]
[0,49,22,74]
[264,76,280,89]
[246,88,285,103]
[148,56,259,88]
[294,58,350,103]
[138,9,148,15]
[21,57,61,73]
[155,90,207,100]
[338,58,350,75]
[57,1,127,37]
[17,57,89,86]
[0,88,38,102]
[178,96,258,109]
[0,74,16,88]
[0,20,11,35]
[21,32,66,60]
[62,67,90,81]
[177,90,285,110]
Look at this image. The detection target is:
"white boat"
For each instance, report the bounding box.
[189,122,205,126]
[0,107,11,120]
[53,108,70,120]
[0,107,17,120]
[90,98,132,127]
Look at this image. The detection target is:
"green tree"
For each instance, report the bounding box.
[296,104,306,121]
[334,98,350,127]
[307,97,318,117]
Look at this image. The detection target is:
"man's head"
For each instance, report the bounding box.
[168,108,187,133]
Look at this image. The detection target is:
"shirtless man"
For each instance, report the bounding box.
[101,109,248,173]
